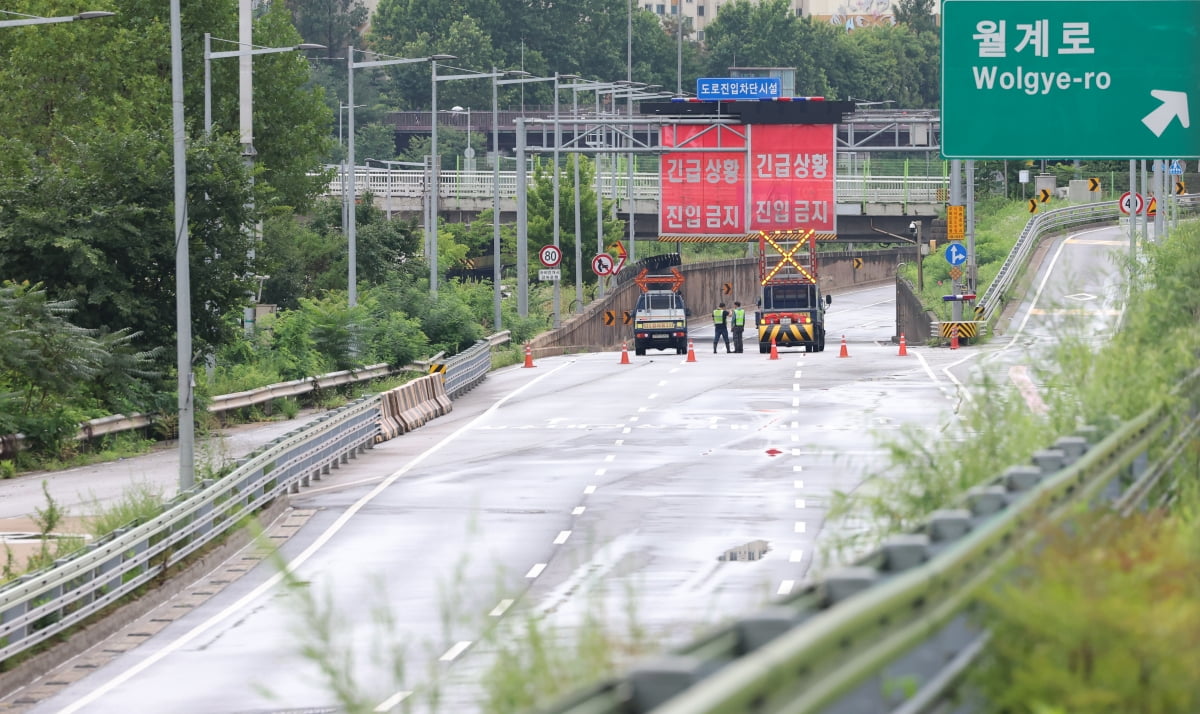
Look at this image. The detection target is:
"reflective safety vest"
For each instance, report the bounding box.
[732,308,746,327]
[713,308,726,325]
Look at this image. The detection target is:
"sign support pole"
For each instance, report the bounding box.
[516,118,529,317]
[966,159,976,294]
[1129,160,1136,263]
[949,159,963,324]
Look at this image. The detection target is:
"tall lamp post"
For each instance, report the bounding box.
[203,34,324,135]
[346,49,453,308]
[431,64,505,298]
[494,72,559,318]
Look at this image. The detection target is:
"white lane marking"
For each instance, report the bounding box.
[52,359,578,714]
[793,479,804,488]
[584,485,597,494]
[791,421,799,428]
[374,690,412,712]
[794,522,807,533]
[526,563,547,578]
[791,448,801,456]
[629,416,639,422]
[792,397,800,407]
[793,465,803,472]
[792,383,800,391]
[791,434,799,442]
[658,380,668,386]
[439,640,473,661]
[604,454,615,462]
[648,393,658,400]
[553,530,572,545]
[622,427,632,434]
[789,549,804,563]
[572,506,586,515]
[670,368,680,373]
[594,468,607,476]
[638,406,648,412]
[777,580,795,595]
[794,371,802,379]
[795,499,806,509]
[489,599,514,617]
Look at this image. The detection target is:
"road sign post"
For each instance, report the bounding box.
[942,0,1200,158]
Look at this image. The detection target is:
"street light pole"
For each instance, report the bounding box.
[168,0,193,491]
[0,9,113,27]
[492,67,503,330]
[347,49,452,308]
[203,34,324,136]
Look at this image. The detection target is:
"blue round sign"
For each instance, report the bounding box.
[944,242,968,267]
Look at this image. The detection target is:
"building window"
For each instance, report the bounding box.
[698,5,705,15]
[671,4,678,13]
[656,4,665,13]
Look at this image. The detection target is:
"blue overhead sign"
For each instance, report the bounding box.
[696,77,782,101]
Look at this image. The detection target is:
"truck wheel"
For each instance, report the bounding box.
[759,342,769,354]
[635,341,646,356]
[817,331,826,352]
[676,338,686,355]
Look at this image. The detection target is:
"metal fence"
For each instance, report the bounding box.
[536,373,1200,714]
[0,337,500,666]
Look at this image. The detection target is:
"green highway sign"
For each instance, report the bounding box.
[942,0,1200,158]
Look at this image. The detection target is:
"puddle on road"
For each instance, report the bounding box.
[718,539,770,562]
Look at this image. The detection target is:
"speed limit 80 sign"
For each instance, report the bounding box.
[538,245,562,267]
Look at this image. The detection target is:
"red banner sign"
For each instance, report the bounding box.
[658,123,836,237]
[748,124,835,233]
[659,125,747,235]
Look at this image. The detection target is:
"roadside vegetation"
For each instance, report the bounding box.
[828,217,1200,709]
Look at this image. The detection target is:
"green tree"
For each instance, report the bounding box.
[285,0,367,56]
[0,129,258,360]
[701,0,833,97]
[893,0,939,35]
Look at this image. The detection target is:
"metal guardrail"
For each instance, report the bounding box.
[323,169,949,205]
[977,194,1200,326]
[0,336,503,666]
[537,375,1200,714]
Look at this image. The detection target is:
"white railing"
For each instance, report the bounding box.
[323,168,949,204]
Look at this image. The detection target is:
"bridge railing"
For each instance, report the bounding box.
[322,167,949,204]
[535,370,1200,714]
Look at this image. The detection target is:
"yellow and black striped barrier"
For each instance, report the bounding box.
[939,321,980,340]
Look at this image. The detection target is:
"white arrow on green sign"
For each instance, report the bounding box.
[942,0,1200,159]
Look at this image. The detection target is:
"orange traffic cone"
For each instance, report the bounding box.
[686,340,697,362]
[769,338,779,360]
[523,342,536,368]
[898,333,908,356]
[620,341,631,364]
[838,335,849,358]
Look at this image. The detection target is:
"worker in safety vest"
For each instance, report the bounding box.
[712,302,731,353]
[731,301,746,353]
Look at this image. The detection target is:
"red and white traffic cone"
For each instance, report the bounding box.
[898,333,908,356]
[838,335,849,358]
[769,339,779,360]
[620,341,631,364]
[950,328,960,350]
[686,340,697,362]
[523,342,536,368]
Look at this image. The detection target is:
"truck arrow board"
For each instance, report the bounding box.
[942,0,1200,158]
